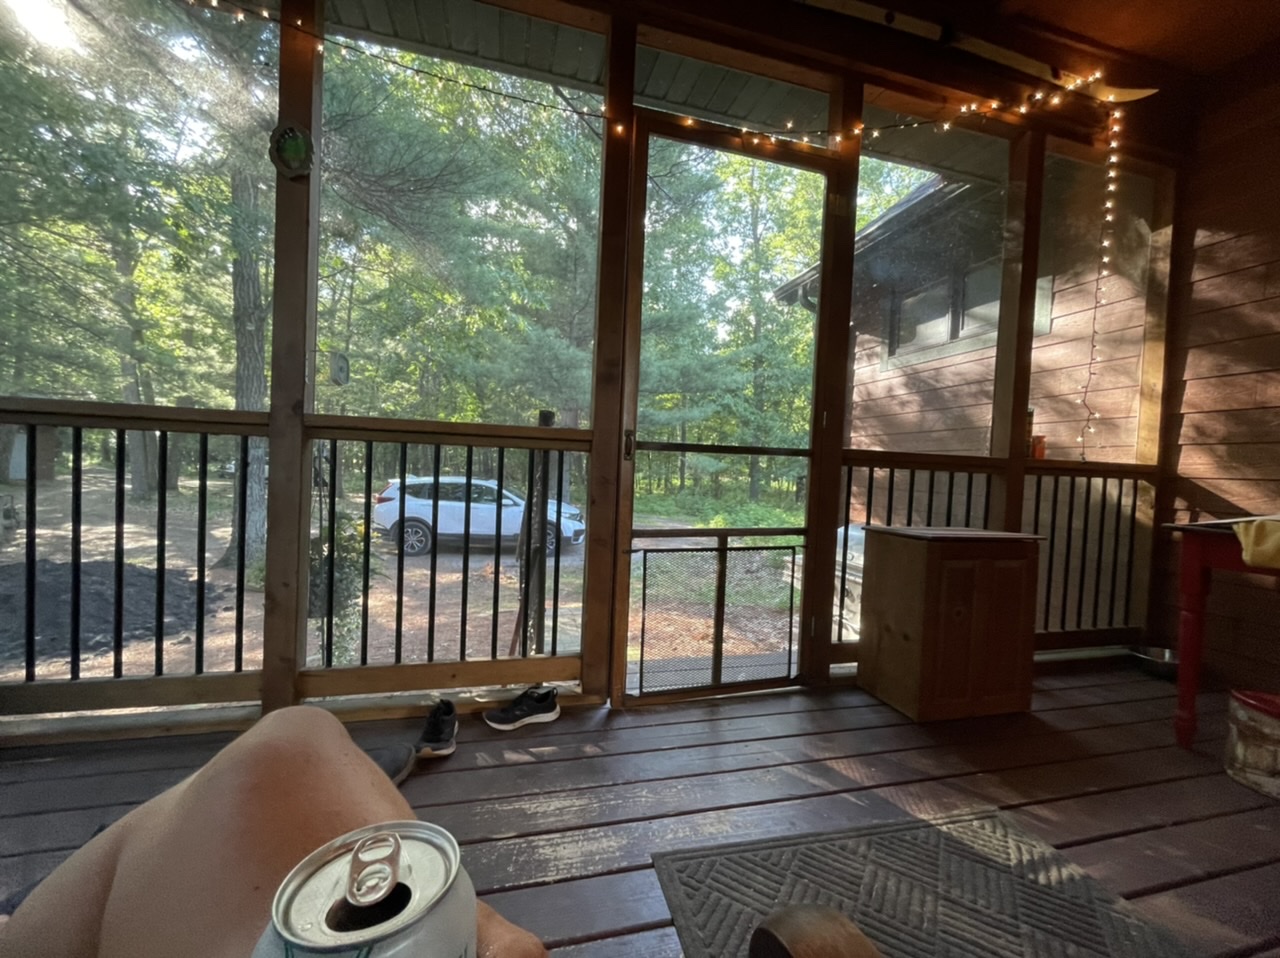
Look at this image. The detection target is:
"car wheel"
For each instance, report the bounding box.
[398,519,433,557]
[543,523,559,557]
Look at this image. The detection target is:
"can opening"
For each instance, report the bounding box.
[325,883,412,933]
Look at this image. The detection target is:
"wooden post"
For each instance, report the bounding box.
[797,77,860,686]
[261,0,323,713]
[590,17,636,704]
[988,130,1045,532]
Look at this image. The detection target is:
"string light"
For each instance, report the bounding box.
[1076,107,1124,458]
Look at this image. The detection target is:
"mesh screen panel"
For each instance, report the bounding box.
[636,546,797,694]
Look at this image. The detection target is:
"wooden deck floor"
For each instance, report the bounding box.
[3,665,1280,956]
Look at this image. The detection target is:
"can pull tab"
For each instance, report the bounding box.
[346,831,402,907]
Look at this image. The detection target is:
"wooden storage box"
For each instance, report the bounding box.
[857,526,1042,721]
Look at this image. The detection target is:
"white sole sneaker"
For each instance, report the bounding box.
[483,704,560,731]
[416,740,457,758]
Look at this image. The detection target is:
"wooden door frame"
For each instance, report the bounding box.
[607,107,845,704]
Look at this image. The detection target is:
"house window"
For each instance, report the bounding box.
[888,258,1003,362]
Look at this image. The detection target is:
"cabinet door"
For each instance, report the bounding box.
[970,557,1035,712]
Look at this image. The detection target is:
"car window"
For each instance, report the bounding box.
[405,482,432,499]
[471,485,498,504]
[436,483,466,502]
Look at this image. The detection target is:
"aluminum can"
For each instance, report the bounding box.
[250,820,476,958]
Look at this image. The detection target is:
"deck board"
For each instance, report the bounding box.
[2,666,1278,956]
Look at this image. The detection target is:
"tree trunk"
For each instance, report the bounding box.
[218,169,269,569]
[113,244,158,499]
[0,425,17,483]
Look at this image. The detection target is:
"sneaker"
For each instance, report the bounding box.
[482,686,560,731]
[365,743,416,786]
[415,700,458,757]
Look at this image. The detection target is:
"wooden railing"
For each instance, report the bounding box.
[0,401,590,717]
[832,450,1155,662]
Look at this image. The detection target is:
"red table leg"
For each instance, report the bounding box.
[1175,534,1209,749]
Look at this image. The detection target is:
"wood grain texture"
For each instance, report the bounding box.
[4,669,1274,957]
[1159,64,1280,692]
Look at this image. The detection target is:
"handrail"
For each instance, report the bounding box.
[305,413,592,451]
[0,397,268,434]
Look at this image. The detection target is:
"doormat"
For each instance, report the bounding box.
[652,811,1190,958]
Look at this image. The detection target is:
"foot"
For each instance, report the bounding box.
[415,700,458,757]
[482,687,560,731]
[749,905,884,958]
[364,743,417,786]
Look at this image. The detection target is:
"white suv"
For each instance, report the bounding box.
[373,476,586,557]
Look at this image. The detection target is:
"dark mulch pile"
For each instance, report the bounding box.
[0,559,227,666]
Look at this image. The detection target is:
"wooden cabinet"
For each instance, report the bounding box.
[857,527,1042,721]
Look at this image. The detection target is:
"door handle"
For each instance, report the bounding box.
[623,429,635,461]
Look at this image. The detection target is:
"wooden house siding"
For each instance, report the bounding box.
[1159,44,1280,690]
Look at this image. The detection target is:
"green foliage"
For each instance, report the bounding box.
[308,513,381,666]
[0,2,930,520]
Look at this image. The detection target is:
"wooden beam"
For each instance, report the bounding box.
[988,130,1045,531]
[590,16,637,705]
[799,76,861,686]
[0,398,268,434]
[619,675,799,707]
[261,0,324,713]
[0,673,262,716]
[297,657,581,698]
[1135,170,1175,467]
[1034,626,1143,651]
[305,414,592,451]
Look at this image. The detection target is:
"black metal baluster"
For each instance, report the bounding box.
[1044,475,1060,632]
[982,476,992,529]
[639,550,649,693]
[491,447,505,660]
[113,430,125,678]
[1033,474,1047,627]
[234,436,248,672]
[1075,476,1093,630]
[885,468,896,526]
[1061,476,1077,631]
[787,545,798,675]
[518,449,535,658]
[70,428,82,680]
[945,472,955,526]
[1093,478,1108,628]
[394,443,408,664]
[325,439,338,668]
[360,440,373,666]
[1109,476,1124,625]
[459,447,475,661]
[1124,479,1139,624]
[24,425,37,682]
[865,468,876,526]
[155,431,168,676]
[925,470,936,525]
[427,446,441,662]
[964,472,975,526]
[836,464,855,642]
[196,434,208,674]
[550,450,564,656]
[906,469,917,526]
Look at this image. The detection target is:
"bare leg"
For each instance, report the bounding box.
[2,706,545,958]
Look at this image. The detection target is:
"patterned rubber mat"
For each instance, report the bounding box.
[653,811,1191,958]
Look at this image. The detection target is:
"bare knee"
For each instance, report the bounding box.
[189,706,358,803]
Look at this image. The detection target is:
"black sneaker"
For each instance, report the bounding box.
[483,686,560,731]
[365,743,416,786]
[415,700,458,757]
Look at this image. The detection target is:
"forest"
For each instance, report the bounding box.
[0,0,928,557]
